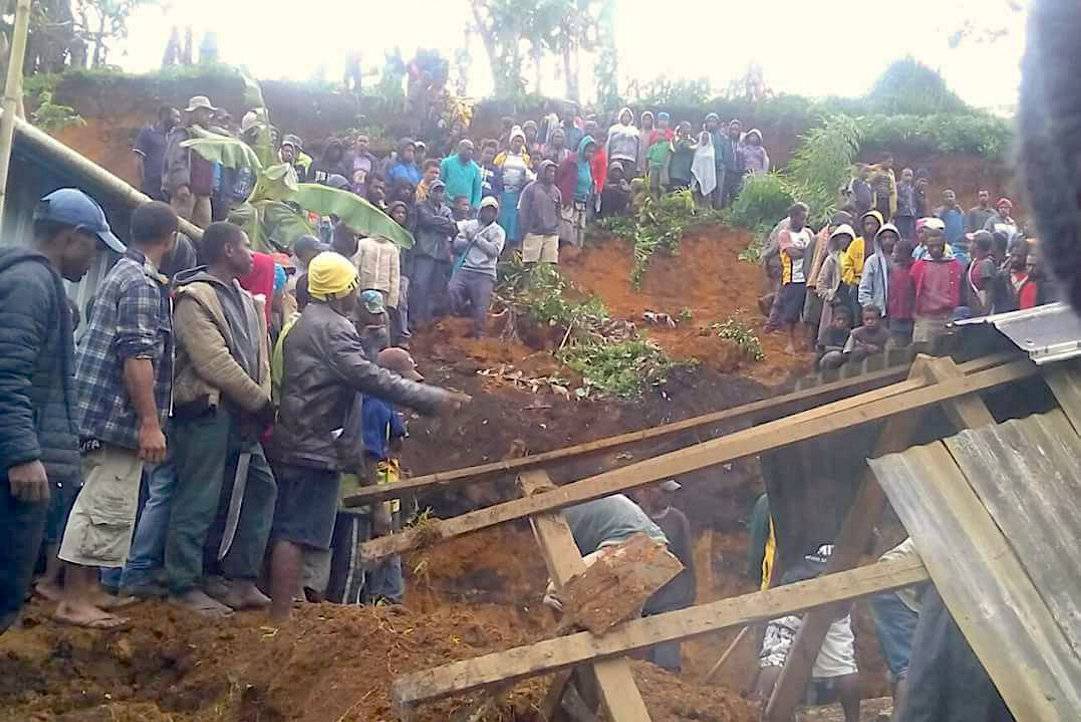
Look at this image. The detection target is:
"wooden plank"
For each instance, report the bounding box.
[869,442,1081,720]
[764,355,994,721]
[1042,362,1081,434]
[344,363,915,508]
[361,359,1034,563]
[344,353,1015,508]
[392,556,930,706]
[518,470,652,722]
[943,411,1081,657]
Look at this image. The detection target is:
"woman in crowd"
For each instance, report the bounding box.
[493,127,534,246]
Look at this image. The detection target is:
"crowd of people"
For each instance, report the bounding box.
[759,156,1051,366]
[0,89,1038,722]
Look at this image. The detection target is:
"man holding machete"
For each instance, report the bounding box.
[164,222,276,617]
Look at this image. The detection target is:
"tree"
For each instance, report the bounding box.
[470,0,530,98]
[73,0,159,68]
[198,30,219,65]
[593,0,618,109]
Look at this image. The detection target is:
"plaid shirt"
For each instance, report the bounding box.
[75,249,173,449]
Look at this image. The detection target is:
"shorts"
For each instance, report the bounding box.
[775,283,807,325]
[871,591,920,681]
[522,233,559,264]
[58,445,143,567]
[271,464,340,550]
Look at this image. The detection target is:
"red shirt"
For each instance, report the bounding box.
[910,257,963,316]
[1013,271,1039,310]
[887,263,916,320]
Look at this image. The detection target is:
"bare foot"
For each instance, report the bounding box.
[54,601,129,630]
[34,579,63,603]
[222,581,271,610]
[169,589,234,618]
[91,589,139,611]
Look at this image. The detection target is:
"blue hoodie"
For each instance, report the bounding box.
[574,135,595,202]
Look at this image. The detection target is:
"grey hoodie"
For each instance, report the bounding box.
[452,219,506,277]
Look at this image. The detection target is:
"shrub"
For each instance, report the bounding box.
[866,57,968,116]
[31,91,85,132]
[560,339,675,398]
[711,318,765,362]
[785,115,862,225]
[724,173,793,234]
[859,113,1012,159]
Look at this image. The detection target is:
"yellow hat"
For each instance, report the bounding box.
[307,251,359,301]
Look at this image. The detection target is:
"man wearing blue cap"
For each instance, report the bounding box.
[0,189,124,635]
[55,200,178,629]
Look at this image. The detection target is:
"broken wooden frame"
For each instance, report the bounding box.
[393,555,929,708]
[763,355,997,721]
[361,354,1034,562]
[343,359,927,508]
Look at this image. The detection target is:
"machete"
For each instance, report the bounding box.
[218,451,252,560]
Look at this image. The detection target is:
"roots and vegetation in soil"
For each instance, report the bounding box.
[711,317,766,362]
[598,188,724,288]
[494,259,681,398]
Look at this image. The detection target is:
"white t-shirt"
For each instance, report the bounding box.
[787,227,813,284]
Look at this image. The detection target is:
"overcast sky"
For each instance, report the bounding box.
[119,0,1028,112]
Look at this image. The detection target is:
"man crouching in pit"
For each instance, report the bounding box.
[266,252,467,623]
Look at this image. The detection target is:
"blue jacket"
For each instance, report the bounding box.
[387,161,421,188]
[0,250,80,488]
[439,155,483,208]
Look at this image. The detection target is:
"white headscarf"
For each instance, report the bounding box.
[692,131,717,197]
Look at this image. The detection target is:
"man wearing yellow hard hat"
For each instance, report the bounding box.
[266,251,468,622]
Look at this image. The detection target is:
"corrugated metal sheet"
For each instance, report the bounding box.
[954,302,1081,364]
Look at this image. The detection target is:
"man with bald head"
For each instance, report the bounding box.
[440,139,483,211]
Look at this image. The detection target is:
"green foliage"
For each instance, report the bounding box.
[724,173,793,236]
[498,260,607,330]
[181,134,263,173]
[858,113,1011,158]
[784,115,862,225]
[867,57,967,116]
[560,339,674,398]
[711,318,765,361]
[30,91,85,132]
[292,184,414,249]
[629,77,713,107]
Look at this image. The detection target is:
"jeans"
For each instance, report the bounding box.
[870,591,920,681]
[119,460,177,589]
[165,409,277,594]
[447,270,495,337]
[0,476,48,633]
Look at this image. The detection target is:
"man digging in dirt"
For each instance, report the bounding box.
[0,190,121,634]
[268,252,468,622]
[56,201,177,630]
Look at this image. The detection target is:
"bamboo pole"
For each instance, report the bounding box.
[0,0,32,231]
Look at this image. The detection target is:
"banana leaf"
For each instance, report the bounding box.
[250,163,299,204]
[240,69,267,111]
[181,135,263,173]
[292,183,414,249]
[259,200,316,253]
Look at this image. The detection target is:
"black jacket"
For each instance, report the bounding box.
[271,301,446,472]
[0,249,80,487]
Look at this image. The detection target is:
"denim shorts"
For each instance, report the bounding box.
[870,590,920,681]
[271,464,340,551]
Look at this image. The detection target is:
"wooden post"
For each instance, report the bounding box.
[764,355,996,722]
[0,0,32,231]
[518,470,652,722]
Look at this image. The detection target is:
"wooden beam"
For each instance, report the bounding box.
[344,353,1013,508]
[361,358,1034,562]
[0,0,32,231]
[392,556,930,707]
[1042,361,1081,435]
[516,470,651,722]
[344,363,915,507]
[870,442,1081,719]
[764,355,995,721]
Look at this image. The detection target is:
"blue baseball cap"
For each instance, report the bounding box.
[360,289,386,314]
[34,189,125,253]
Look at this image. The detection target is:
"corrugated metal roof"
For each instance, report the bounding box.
[954,302,1081,365]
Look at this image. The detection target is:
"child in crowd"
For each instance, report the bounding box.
[845,306,890,362]
[858,223,899,318]
[355,233,401,326]
[818,305,853,370]
[846,164,873,217]
[356,290,391,362]
[360,347,424,605]
[910,229,962,345]
[887,239,917,346]
[992,239,1039,312]
[894,168,916,240]
[647,132,672,199]
[691,130,717,205]
[649,111,673,148]
[756,545,861,722]
[816,225,855,350]
[600,162,632,217]
[452,195,472,221]
[637,111,656,175]
[963,231,996,318]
